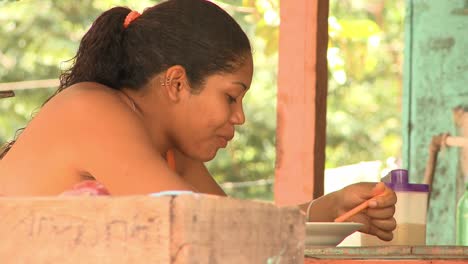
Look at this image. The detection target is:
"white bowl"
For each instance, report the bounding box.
[305,222,363,247]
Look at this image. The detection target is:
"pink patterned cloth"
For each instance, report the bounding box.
[58,150,176,196]
[60,180,110,196]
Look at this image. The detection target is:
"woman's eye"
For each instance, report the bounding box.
[226,95,237,104]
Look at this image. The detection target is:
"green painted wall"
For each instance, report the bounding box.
[403,0,468,245]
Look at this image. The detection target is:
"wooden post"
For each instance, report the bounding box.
[274,0,329,206]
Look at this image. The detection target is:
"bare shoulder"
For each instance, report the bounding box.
[43,82,148,158]
[35,83,191,194]
[46,82,137,122]
[36,82,145,152]
[0,82,154,195]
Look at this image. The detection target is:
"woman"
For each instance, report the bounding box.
[0,0,396,241]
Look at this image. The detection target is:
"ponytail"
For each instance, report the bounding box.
[59,7,132,91]
[0,128,24,160]
[0,141,13,160]
[0,7,133,160]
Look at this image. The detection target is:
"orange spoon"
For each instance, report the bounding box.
[334,186,385,223]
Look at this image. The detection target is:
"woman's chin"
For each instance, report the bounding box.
[185,145,220,162]
[198,148,219,162]
[203,151,218,162]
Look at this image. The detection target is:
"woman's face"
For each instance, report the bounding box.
[172,56,254,161]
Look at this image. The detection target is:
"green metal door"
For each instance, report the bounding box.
[403,0,468,245]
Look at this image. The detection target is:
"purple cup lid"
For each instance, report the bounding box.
[382,169,430,192]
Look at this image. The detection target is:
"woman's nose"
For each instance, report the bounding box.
[230,103,245,125]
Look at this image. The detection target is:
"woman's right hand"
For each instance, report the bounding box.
[335,182,397,241]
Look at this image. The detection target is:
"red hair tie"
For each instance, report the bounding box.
[123,11,141,28]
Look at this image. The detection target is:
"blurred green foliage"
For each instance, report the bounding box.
[326,0,404,168]
[0,0,403,200]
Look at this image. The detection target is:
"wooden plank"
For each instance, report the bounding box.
[304,246,468,264]
[171,194,305,263]
[304,246,468,259]
[0,196,172,263]
[274,0,329,206]
[0,194,305,263]
[304,260,468,264]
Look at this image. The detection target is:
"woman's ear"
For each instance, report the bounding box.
[163,65,189,102]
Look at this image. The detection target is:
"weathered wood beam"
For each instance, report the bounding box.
[0,194,305,263]
[275,0,329,206]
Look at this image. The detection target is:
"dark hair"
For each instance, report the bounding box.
[60,0,251,92]
[0,0,251,159]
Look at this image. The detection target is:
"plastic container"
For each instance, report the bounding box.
[361,169,430,246]
[456,183,468,245]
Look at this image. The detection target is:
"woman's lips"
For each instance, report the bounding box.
[218,136,228,147]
